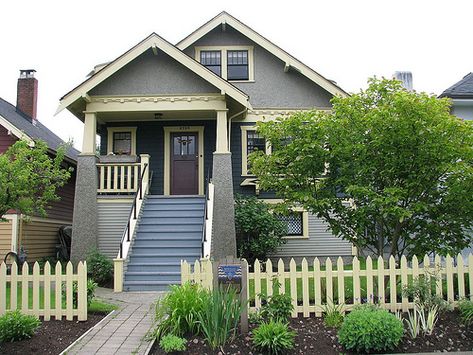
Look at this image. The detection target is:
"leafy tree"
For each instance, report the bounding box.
[251,78,473,259]
[0,139,71,219]
[235,195,287,264]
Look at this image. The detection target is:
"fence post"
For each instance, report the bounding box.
[10,262,18,311]
[22,263,29,313]
[301,258,309,317]
[77,261,88,321]
[277,259,285,294]
[114,258,124,292]
[254,260,261,310]
[446,255,454,304]
[353,256,361,305]
[55,262,62,320]
[32,262,40,316]
[326,258,333,307]
[366,256,373,304]
[0,263,6,315]
[400,256,408,312]
[266,259,273,298]
[337,257,345,309]
[66,262,73,321]
[314,258,322,317]
[44,262,51,321]
[289,259,297,318]
[377,256,385,307]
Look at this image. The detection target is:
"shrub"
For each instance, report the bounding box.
[197,286,243,350]
[150,282,209,340]
[321,302,344,328]
[338,307,404,353]
[159,334,187,353]
[66,279,97,308]
[86,249,113,286]
[258,284,293,323]
[252,320,296,355]
[0,310,41,342]
[458,299,473,326]
[402,275,451,312]
[235,195,287,265]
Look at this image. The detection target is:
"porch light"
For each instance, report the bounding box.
[154,113,163,119]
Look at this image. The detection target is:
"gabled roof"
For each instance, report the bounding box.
[177,11,348,98]
[0,98,79,162]
[440,73,473,99]
[57,32,250,117]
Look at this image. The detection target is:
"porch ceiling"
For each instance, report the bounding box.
[97,110,217,123]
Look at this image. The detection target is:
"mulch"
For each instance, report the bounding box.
[150,310,473,354]
[0,313,106,355]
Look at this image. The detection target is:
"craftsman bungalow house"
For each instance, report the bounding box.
[58,12,353,291]
[0,70,78,262]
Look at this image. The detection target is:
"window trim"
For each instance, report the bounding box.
[107,127,137,155]
[195,46,254,81]
[241,126,270,176]
[263,199,309,239]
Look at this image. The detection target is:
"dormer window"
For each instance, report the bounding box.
[200,50,221,76]
[196,46,254,82]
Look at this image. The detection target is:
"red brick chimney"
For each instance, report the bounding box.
[16,69,38,122]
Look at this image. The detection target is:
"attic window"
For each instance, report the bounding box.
[196,46,254,81]
[200,51,221,76]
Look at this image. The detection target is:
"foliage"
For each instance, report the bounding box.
[419,305,439,335]
[67,279,97,307]
[150,282,209,340]
[234,195,287,264]
[321,302,344,328]
[405,307,421,339]
[197,286,243,350]
[159,334,187,353]
[0,310,41,343]
[88,299,118,314]
[86,249,113,287]
[250,78,473,259]
[0,139,71,219]
[252,320,296,355]
[338,306,404,353]
[402,275,451,312]
[458,299,473,326]
[257,281,294,323]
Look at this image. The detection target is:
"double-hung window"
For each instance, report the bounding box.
[196,46,253,81]
[107,127,137,155]
[241,126,270,176]
[200,50,221,76]
[227,50,249,80]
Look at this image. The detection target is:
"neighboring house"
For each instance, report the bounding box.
[0,70,79,263]
[440,73,473,259]
[57,12,354,291]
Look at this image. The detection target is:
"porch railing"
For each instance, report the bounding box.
[201,177,214,259]
[97,155,150,194]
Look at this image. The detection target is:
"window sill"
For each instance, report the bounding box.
[283,235,309,240]
[229,80,255,83]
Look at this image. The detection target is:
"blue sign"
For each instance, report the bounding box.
[218,265,242,282]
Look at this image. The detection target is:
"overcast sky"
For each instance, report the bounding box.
[1,0,472,150]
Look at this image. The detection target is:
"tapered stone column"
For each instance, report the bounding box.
[211,109,237,259]
[71,112,99,263]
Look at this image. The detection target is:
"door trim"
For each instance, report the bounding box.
[164,126,204,195]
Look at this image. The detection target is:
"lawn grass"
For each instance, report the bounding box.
[88,299,118,313]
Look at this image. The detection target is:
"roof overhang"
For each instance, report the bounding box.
[57,33,251,119]
[177,12,348,98]
[0,115,34,145]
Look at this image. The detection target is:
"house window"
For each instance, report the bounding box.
[113,132,132,155]
[195,46,254,81]
[227,50,248,80]
[107,127,137,155]
[241,126,270,176]
[277,212,304,236]
[200,50,221,76]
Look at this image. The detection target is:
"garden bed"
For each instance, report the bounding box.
[150,310,473,354]
[0,311,107,355]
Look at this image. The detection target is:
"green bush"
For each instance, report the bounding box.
[66,279,97,308]
[252,320,296,355]
[258,284,293,323]
[235,195,287,264]
[0,310,41,342]
[402,275,451,312]
[159,334,187,353]
[197,286,243,350]
[338,307,403,353]
[150,282,209,339]
[458,299,473,326]
[86,249,113,287]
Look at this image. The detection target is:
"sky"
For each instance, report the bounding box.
[1,0,472,150]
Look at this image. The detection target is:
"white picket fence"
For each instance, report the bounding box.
[0,261,88,321]
[181,254,473,318]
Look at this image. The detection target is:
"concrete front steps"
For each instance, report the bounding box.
[123,195,204,291]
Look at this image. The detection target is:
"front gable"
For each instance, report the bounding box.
[90,48,220,96]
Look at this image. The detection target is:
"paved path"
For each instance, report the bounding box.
[65,288,164,355]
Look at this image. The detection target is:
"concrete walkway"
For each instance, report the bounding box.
[65,288,164,355]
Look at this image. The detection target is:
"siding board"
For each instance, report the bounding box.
[0,221,12,259]
[0,125,17,154]
[20,220,67,262]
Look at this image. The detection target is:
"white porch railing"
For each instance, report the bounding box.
[97,159,144,194]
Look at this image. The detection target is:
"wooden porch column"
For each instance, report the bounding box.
[82,112,97,154]
[216,109,229,153]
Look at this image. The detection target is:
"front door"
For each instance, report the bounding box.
[170,132,199,195]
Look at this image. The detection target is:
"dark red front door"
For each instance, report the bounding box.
[171,133,199,195]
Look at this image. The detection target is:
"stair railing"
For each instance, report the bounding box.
[201,174,214,259]
[118,155,151,260]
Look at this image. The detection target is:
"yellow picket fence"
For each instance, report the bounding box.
[0,261,88,321]
[181,254,473,318]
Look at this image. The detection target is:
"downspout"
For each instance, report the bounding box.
[227,108,248,151]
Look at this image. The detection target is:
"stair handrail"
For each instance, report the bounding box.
[118,157,150,260]
[202,173,214,258]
